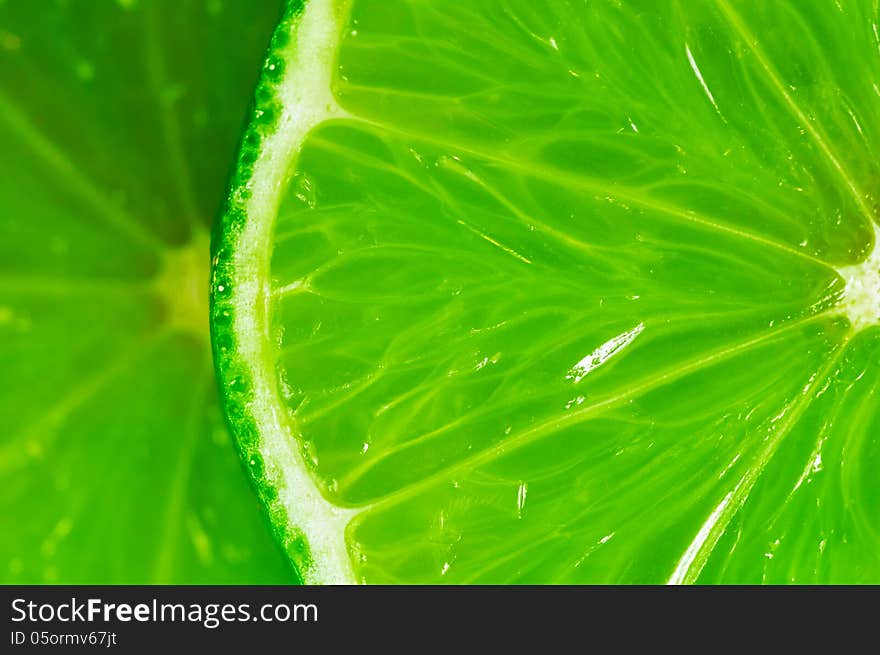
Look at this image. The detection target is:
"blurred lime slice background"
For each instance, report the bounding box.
[0,0,297,583]
[215,0,880,583]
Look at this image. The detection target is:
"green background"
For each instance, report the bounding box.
[0,0,296,583]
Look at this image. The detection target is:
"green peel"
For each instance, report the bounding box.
[212,0,356,585]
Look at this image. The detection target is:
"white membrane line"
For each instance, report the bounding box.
[667,489,736,585]
[685,44,725,121]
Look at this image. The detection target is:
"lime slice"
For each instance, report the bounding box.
[214,0,880,583]
[0,1,295,582]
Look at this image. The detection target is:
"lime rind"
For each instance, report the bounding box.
[211,0,356,584]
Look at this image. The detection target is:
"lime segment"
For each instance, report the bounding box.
[214,0,880,583]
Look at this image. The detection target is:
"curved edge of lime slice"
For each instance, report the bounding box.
[210,0,356,585]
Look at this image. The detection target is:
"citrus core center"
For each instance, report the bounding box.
[153,229,211,340]
[837,224,880,332]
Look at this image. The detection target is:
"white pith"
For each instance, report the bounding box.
[229,0,357,585]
